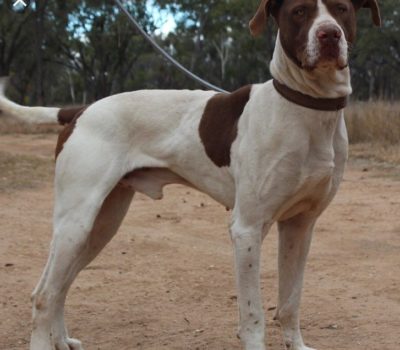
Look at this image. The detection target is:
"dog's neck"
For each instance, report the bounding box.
[270,34,352,99]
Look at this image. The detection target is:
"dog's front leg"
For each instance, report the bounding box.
[230,211,270,350]
[275,214,317,350]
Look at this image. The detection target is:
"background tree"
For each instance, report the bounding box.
[0,0,399,105]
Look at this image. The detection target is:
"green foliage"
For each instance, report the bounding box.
[0,0,399,105]
[350,0,400,100]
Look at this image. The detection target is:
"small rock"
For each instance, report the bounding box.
[321,324,338,330]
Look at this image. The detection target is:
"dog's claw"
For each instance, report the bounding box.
[66,338,84,350]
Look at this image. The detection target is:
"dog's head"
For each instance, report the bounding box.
[250,0,381,71]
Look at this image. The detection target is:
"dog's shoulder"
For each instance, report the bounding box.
[199,85,252,167]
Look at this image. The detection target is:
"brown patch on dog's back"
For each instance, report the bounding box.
[55,107,87,159]
[57,106,87,125]
[199,85,252,167]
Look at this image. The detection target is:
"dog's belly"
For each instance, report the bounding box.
[119,165,236,209]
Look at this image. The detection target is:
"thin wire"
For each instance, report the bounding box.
[113,0,228,93]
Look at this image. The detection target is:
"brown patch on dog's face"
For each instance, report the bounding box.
[276,0,359,70]
[250,0,380,69]
[323,0,357,43]
[199,86,252,167]
[57,106,87,125]
[55,107,87,159]
[276,0,319,68]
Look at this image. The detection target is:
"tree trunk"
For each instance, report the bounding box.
[33,0,48,105]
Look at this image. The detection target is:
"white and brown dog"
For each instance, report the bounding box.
[0,1,381,349]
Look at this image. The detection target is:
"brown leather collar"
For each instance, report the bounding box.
[273,79,348,111]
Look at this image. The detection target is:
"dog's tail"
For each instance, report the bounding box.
[0,77,85,125]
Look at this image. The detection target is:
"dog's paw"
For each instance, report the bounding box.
[30,336,84,350]
[60,337,84,350]
[286,345,316,350]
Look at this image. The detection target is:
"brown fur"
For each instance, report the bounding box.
[199,85,252,167]
[273,79,348,110]
[249,0,273,36]
[249,0,381,68]
[277,0,320,68]
[57,106,87,125]
[351,0,381,26]
[55,107,87,159]
[323,0,357,43]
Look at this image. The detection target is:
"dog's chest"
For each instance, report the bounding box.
[287,120,345,219]
[269,145,338,222]
[230,87,345,220]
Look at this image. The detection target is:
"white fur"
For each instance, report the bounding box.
[2,5,351,350]
[306,0,349,71]
[27,85,347,350]
[270,35,352,99]
[0,77,59,123]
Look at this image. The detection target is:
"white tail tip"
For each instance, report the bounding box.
[0,76,10,96]
[0,77,60,124]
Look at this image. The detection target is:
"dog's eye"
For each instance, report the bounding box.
[337,5,347,13]
[294,7,306,17]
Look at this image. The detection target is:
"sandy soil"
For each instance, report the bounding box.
[0,134,399,350]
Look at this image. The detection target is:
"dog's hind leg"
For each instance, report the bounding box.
[275,214,317,350]
[30,159,134,350]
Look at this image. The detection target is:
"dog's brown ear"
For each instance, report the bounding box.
[363,0,381,26]
[353,0,381,26]
[249,0,273,36]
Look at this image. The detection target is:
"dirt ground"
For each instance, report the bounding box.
[0,133,399,350]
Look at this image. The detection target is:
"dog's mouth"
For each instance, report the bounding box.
[301,46,348,71]
[320,43,340,60]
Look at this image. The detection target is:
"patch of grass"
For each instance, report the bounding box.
[346,101,400,145]
[0,118,61,135]
[349,143,400,165]
[0,151,54,192]
[346,101,400,167]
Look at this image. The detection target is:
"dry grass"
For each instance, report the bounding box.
[349,143,400,166]
[346,101,400,166]
[0,151,53,192]
[346,100,400,145]
[0,114,57,191]
[0,118,61,135]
